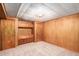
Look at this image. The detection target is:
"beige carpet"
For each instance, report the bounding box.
[0,41,79,56]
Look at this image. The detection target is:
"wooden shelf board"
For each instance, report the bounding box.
[18,35,33,40]
[18,27,33,29]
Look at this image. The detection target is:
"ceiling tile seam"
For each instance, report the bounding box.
[17,3,29,17]
[17,3,31,17]
[15,4,21,17]
[21,4,33,18]
[56,4,69,15]
[21,4,32,17]
[59,4,76,13]
[16,3,22,17]
[75,4,79,11]
[42,4,67,17]
[42,4,58,15]
[17,4,28,17]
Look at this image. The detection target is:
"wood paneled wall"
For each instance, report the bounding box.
[44,13,79,52]
[1,19,16,49]
[0,20,2,50]
[34,22,44,42]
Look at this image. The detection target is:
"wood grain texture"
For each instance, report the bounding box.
[18,20,33,28]
[0,20,2,50]
[34,22,44,42]
[1,19,16,50]
[6,17,18,47]
[44,13,79,52]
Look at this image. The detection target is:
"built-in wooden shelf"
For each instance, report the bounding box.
[18,35,34,45]
[18,20,34,28]
[18,20,34,45]
[18,27,33,29]
[18,35,33,40]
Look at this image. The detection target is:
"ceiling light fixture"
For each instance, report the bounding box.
[35,14,44,21]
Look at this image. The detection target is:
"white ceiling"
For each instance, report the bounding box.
[4,3,79,22]
[4,3,21,17]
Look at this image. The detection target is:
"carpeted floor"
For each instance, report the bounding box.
[0,41,79,56]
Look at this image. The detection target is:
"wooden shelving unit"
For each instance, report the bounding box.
[18,20,34,45]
